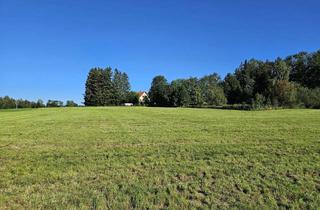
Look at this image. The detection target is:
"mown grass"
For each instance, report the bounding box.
[0,107,319,209]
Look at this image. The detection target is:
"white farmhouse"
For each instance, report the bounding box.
[137,91,148,104]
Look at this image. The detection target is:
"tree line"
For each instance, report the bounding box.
[84,67,140,106]
[1,49,319,109]
[0,96,78,109]
[148,50,320,109]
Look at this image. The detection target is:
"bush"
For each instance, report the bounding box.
[221,104,252,110]
[252,93,266,110]
[297,87,320,108]
[273,80,297,107]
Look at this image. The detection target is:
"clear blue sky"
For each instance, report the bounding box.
[1,0,320,104]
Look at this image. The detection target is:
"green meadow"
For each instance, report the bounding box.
[0,107,319,209]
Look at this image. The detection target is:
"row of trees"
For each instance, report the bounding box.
[84,67,133,106]
[149,74,226,107]
[2,50,318,109]
[47,100,79,107]
[0,96,78,109]
[148,50,320,108]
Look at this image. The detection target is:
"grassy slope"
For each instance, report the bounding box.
[0,107,319,209]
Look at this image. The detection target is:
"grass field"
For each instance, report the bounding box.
[0,107,319,209]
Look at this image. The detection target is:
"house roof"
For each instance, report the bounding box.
[137,91,147,98]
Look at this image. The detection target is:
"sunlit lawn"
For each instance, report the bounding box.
[0,107,319,209]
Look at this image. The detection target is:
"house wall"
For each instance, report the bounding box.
[139,92,148,102]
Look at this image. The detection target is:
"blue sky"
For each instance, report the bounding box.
[1,0,320,104]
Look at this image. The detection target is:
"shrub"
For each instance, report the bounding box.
[252,93,266,110]
[297,87,320,108]
[273,80,297,107]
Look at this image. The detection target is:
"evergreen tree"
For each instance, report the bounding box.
[113,69,130,104]
[84,67,117,106]
[100,67,114,105]
[84,68,101,106]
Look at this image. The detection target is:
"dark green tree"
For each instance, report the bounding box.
[223,73,242,104]
[99,67,114,105]
[169,79,190,106]
[84,67,116,106]
[307,50,320,88]
[113,69,130,104]
[84,68,102,106]
[235,60,257,102]
[149,76,171,106]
